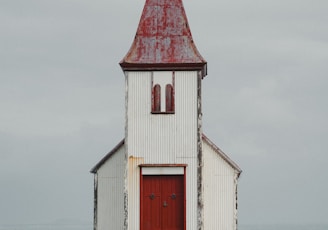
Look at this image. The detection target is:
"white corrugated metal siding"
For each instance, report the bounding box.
[126,71,200,229]
[96,145,125,230]
[93,69,240,229]
[126,71,198,162]
[203,140,238,230]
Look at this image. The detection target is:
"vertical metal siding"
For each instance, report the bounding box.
[126,71,199,230]
[175,71,199,230]
[127,71,198,162]
[97,145,125,230]
[127,156,144,230]
[182,159,198,230]
[203,141,238,230]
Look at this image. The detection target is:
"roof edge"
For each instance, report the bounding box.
[119,62,207,78]
[90,135,242,176]
[90,139,125,173]
[202,133,242,175]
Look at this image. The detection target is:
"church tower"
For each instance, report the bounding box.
[91,0,241,229]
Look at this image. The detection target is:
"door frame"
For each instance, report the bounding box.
[139,164,187,230]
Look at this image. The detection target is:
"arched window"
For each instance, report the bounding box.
[165,84,174,112]
[152,84,161,112]
[151,72,175,114]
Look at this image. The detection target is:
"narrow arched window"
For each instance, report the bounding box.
[165,84,174,112]
[152,84,161,112]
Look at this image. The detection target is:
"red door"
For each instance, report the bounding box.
[142,175,184,230]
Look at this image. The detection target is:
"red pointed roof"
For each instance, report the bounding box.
[120,0,207,77]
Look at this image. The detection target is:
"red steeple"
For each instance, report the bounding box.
[120,0,207,77]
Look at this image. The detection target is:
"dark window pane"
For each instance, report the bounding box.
[152,84,161,112]
[166,84,174,112]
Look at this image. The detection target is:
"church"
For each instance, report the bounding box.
[90,0,241,229]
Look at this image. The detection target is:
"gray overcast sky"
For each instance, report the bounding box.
[1,0,328,226]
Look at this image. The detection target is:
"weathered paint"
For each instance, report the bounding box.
[93,174,97,230]
[197,71,203,230]
[127,156,144,230]
[124,70,129,230]
[93,142,125,230]
[120,0,207,77]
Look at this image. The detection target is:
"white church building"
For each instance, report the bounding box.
[90,0,242,229]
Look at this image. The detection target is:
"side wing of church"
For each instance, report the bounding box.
[90,0,241,230]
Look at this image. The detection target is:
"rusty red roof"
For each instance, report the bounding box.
[120,0,207,76]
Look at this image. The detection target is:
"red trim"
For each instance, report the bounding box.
[140,168,144,229]
[184,167,186,230]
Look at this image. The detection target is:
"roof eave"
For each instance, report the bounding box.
[202,134,242,175]
[119,62,207,78]
[90,139,125,173]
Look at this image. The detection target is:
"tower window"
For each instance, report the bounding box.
[152,84,161,112]
[165,84,174,112]
[151,72,175,114]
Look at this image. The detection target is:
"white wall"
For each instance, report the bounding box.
[96,145,125,230]
[95,70,240,230]
[203,140,239,230]
[126,71,199,162]
[125,70,201,229]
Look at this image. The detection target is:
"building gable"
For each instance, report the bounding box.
[202,134,242,175]
[91,135,241,176]
[90,139,124,173]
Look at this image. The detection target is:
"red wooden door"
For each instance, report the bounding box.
[142,175,184,230]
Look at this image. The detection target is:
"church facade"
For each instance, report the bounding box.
[91,0,241,229]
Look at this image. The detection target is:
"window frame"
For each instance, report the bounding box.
[151,72,175,114]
